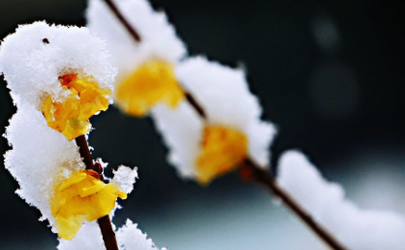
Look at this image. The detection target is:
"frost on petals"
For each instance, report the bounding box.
[152,57,276,184]
[58,220,167,250]
[277,150,405,250]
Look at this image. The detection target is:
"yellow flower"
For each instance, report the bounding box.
[41,74,111,141]
[196,125,248,184]
[51,170,127,240]
[115,60,184,116]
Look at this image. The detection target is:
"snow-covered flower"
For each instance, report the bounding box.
[58,219,167,250]
[0,21,115,141]
[277,150,405,250]
[1,22,136,240]
[153,57,277,184]
[87,0,187,116]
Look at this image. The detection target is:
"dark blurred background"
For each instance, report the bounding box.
[1,0,405,249]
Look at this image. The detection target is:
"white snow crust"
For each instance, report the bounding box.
[0,21,115,108]
[277,150,405,250]
[152,57,276,181]
[152,103,204,179]
[86,0,186,84]
[58,220,167,250]
[4,104,85,229]
[112,165,138,194]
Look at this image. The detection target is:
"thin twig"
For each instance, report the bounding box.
[184,91,207,119]
[103,0,142,42]
[75,135,119,250]
[75,135,93,170]
[240,158,348,250]
[102,0,206,119]
[180,91,347,249]
[100,2,347,249]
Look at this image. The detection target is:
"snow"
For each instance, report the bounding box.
[152,103,204,179]
[112,165,139,194]
[0,21,115,109]
[4,104,84,230]
[86,0,186,84]
[277,150,405,250]
[58,220,167,250]
[152,57,276,181]
[117,219,167,250]
[0,21,119,235]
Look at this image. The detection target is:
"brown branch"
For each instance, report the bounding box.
[240,158,348,250]
[100,2,346,248]
[75,135,119,250]
[103,0,142,43]
[181,89,346,249]
[184,91,207,119]
[98,216,119,250]
[102,0,209,120]
[183,89,347,250]
[75,135,94,170]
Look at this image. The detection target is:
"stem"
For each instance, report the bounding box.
[241,158,348,250]
[184,91,207,119]
[75,135,93,170]
[181,89,346,249]
[98,216,119,250]
[100,2,346,249]
[103,0,142,43]
[75,135,119,250]
[102,0,208,120]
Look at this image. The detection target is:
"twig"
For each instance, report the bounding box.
[100,2,347,249]
[240,158,348,250]
[98,216,119,250]
[101,0,207,119]
[103,0,142,43]
[75,135,93,170]
[184,91,207,119]
[75,135,119,250]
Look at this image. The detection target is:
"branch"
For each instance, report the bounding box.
[100,2,347,249]
[75,135,119,250]
[101,0,206,120]
[184,91,207,119]
[240,158,348,250]
[103,0,142,43]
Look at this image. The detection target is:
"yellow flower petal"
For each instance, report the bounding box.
[56,171,87,192]
[115,60,184,116]
[51,170,126,240]
[196,126,248,185]
[55,215,86,240]
[41,74,111,141]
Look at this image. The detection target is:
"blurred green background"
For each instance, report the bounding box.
[1,0,405,249]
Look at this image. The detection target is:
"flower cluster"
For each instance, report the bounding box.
[86,0,405,249]
[87,0,276,184]
[0,22,117,233]
[2,0,405,249]
[0,21,164,249]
